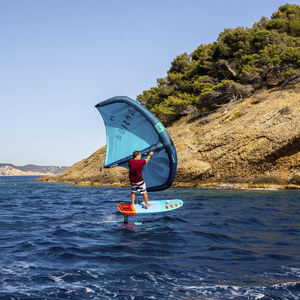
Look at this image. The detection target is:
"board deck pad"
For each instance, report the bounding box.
[117,199,183,215]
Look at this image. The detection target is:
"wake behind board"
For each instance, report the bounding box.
[117,199,183,215]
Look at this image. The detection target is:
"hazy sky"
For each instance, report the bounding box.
[0,0,292,166]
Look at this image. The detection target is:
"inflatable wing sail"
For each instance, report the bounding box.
[95,96,177,192]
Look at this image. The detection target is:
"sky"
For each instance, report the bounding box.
[0,0,293,166]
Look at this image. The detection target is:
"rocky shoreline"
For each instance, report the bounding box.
[37,178,300,191]
[39,84,300,190]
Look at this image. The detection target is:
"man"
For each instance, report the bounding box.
[128,150,154,208]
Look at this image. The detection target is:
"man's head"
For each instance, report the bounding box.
[133,151,141,159]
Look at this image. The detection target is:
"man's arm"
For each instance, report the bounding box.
[145,151,154,163]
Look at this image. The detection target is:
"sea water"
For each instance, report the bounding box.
[0,176,299,299]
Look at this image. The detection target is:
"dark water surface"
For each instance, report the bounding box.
[0,176,299,299]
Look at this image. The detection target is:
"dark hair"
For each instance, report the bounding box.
[133,151,141,158]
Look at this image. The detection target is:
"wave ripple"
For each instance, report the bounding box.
[0,177,299,299]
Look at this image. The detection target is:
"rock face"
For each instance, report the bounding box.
[172,86,300,187]
[39,84,300,188]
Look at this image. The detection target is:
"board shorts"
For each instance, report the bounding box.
[130,181,147,194]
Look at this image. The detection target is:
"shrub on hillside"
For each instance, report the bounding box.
[137,4,300,125]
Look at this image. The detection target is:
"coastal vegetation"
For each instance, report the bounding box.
[137,4,300,125]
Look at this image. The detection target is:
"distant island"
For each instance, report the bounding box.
[0,163,68,176]
[39,4,300,189]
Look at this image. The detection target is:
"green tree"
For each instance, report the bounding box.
[137,4,300,125]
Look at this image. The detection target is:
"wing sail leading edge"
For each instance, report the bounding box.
[95,96,177,192]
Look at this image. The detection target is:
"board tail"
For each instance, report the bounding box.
[117,203,136,215]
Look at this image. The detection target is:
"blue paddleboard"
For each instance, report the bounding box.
[117,199,183,215]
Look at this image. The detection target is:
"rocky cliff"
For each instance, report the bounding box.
[39,84,300,189]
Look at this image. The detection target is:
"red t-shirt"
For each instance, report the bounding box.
[128,159,146,183]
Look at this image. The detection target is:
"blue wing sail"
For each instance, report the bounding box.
[95,96,177,192]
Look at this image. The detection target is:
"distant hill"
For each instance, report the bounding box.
[0,163,68,176]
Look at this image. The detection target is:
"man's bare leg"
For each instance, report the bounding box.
[131,192,135,206]
[143,192,150,208]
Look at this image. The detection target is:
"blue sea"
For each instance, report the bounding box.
[0,176,299,299]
